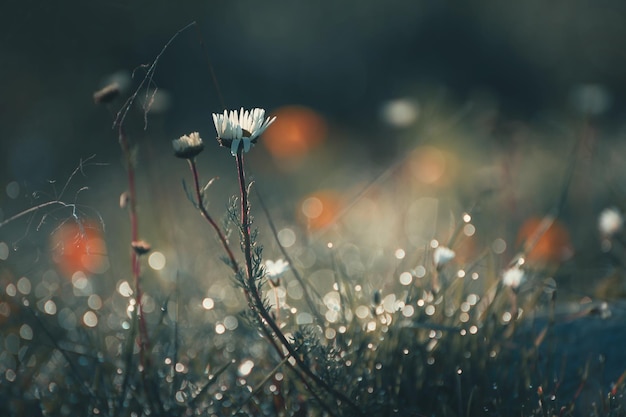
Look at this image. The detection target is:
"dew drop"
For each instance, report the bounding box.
[16,277,31,295]
[19,324,33,340]
[399,272,412,286]
[147,251,165,271]
[202,297,214,310]
[118,281,133,297]
[44,300,57,315]
[277,228,296,248]
[238,359,255,377]
[5,369,16,382]
[83,311,98,327]
[6,182,20,199]
[5,283,16,297]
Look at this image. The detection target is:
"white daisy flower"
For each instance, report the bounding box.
[502,265,525,289]
[264,259,290,286]
[212,107,276,156]
[433,246,455,269]
[172,132,204,159]
[599,207,623,237]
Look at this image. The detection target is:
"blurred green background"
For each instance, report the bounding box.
[2,0,626,181]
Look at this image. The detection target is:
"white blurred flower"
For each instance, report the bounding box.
[380,98,419,128]
[599,207,623,237]
[433,246,455,269]
[172,132,204,159]
[502,266,525,289]
[212,107,276,156]
[570,84,611,115]
[264,259,290,285]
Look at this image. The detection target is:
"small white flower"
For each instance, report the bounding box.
[599,207,623,237]
[502,266,525,289]
[264,259,290,285]
[212,107,276,156]
[172,132,204,159]
[433,246,455,269]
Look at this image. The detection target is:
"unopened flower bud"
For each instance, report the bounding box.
[131,240,151,255]
[172,132,204,159]
[119,191,130,209]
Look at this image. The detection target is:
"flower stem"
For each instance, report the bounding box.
[118,127,150,354]
[235,149,362,415]
[186,155,285,355]
[187,158,239,271]
[118,126,164,415]
[235,150,255,281]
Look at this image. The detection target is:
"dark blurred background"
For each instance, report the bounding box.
[2,0,626,183]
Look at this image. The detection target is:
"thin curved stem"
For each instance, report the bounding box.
[118,127,149,350]
[187,158,238,271]
[0,201,69,230]
[235,149,362,415]
[185,156,286,358]
[118,126,164,416]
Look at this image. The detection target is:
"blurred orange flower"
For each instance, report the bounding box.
[51,220,108,278]
[404,145,458,187]
[262,106,327,159]
[517,216,573,267]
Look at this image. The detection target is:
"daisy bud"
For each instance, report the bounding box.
[131,240,151,255]
[172,132,204,159]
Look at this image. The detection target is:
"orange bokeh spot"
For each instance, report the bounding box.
[262,106,327,158]
[51,220,108,278]
[299,190,343,231]
[517,217,573,266]
[405,145,456,186]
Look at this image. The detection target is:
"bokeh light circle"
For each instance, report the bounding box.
[262,106,327,159]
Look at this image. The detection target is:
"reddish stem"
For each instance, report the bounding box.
[118,127,151,357]
[184,146,354,416]
[235,150,254,280]
[187,158,239,271]
[186,157,284,354]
